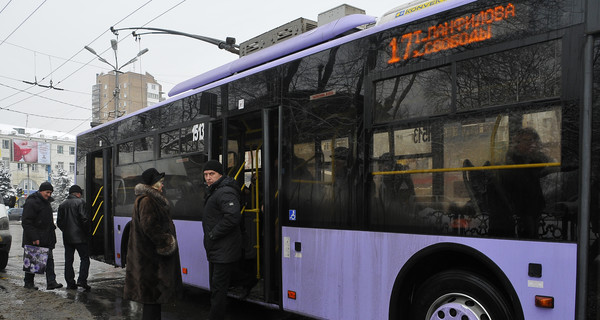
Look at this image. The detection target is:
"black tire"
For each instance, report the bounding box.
[408,269,514,320]
[0,251,8,270]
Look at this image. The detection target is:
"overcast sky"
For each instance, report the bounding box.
[0,0,410,136]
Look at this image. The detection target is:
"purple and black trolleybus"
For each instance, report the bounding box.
[76,0,600,318]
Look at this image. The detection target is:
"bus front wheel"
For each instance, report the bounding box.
[408,270,513,320]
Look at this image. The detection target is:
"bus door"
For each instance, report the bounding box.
[217,109,279,304]
[86,148,114,264]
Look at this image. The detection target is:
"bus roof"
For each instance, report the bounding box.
[167,13,376,97]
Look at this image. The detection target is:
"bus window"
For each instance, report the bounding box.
[371,105,575,240]
[134,137,154,162]
[118,141,133,165]
[374,67,451,123]
[456,40,561,111]
[156,155,207,221]
[160,129,181,157]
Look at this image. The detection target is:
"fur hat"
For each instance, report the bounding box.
[142,168,165,186]
[39,181,54,192]
[203,160,223,175]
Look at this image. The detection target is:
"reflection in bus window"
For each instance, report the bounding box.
[374,67,451,123]
[160,129,181,157]
[282,92,360,228]
[457,40,561,111]
[134,137,154,162]
[370,105,575,240]
[118,141,133,165]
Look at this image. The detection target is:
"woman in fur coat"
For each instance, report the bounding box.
[124,168,182,320]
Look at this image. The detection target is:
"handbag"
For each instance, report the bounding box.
[23,245,49,274]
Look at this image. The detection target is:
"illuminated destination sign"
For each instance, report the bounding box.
[387,3,515,64]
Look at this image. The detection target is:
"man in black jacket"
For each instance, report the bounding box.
[57,185,91,290]
[22,181,63,290]
[202,160,242,320]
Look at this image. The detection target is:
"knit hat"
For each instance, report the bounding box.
[69,185,83,194]
[203,160,223,175]
[142,168,165,186]
[39,181,54,192]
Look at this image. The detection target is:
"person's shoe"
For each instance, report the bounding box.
[77,282,91,291]
[66,283,78,290]
[46,282,63,290]
[24,283,38,290]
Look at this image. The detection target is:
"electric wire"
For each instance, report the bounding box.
[0,0,47,48]
[0,0,13,17]
[2,0,186,134]
[1,1,154,131]
[0,82,91,110]
[51,0,186,132]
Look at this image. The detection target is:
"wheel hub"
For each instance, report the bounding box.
[427,294,489,320]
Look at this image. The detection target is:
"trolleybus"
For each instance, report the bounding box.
[76,0,600,318]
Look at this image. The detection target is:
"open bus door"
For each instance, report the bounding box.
[86,148,114,264]
[215,108,280,304]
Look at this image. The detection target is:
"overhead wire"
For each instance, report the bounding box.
[2,0,187,134]
[0,0,13,15]
[0,0,155,132]
[0,82,91,111]
[0,0,47,48]
[51,0,186,133]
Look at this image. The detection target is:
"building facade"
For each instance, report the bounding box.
[91,71,163,126]
[0,125,75,198]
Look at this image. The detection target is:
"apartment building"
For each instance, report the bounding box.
[91,71,163,126]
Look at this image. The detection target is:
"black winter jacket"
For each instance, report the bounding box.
[21,191,56,249]
[57,194,90,244]
[203,176,242,263]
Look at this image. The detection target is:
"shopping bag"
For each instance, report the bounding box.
[23,245,49,274]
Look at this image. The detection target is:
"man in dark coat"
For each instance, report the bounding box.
[22,181,63,290]
[203,160,242,320]
[500,127,553,238]
[57,184,91,290]
[124,168,182,320]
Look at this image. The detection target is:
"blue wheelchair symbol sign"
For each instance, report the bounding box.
[289,210,297,221]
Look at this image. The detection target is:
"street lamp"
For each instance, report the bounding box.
[84,41,149,120]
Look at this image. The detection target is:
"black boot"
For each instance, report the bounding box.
[46,282,63,290]
[24,283,38,290]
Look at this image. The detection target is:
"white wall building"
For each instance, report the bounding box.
[0,124,75,199]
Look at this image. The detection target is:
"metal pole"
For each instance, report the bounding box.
[113,42,120,119]
[114,71,119,119]
[27,164,30,196]
[576,34,593,320]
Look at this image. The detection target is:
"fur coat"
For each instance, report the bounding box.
[123,184,182,304]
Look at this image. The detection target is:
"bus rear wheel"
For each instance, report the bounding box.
[408,270,513,320]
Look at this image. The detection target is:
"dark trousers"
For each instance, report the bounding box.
[142,303,161,320]
[64,242,90,285]
[209,261,236,320]
[24,248,56,285]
